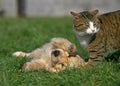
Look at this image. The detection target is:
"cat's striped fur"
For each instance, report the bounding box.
[71,10,120,65]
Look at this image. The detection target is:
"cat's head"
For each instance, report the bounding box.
[70,10,100,35]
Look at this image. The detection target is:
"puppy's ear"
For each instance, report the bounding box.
[68,44,76,54]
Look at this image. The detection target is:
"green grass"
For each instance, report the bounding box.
[0,17,120,86]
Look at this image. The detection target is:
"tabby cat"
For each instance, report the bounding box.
[70,10,120,65]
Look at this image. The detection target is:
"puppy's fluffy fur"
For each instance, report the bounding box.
[51,49,88,71]
[13,37,77,72]
[52,50,87,70]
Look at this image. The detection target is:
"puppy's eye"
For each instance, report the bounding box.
[52,50,60,57]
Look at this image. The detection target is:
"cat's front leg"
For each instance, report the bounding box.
[87,36,105,65]
[88,43,104,60]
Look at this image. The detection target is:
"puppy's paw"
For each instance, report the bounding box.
[12,51,26,57]
[48,68,57,72]
[22,62,32,72]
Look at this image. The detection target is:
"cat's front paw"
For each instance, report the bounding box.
[12,51,26,57]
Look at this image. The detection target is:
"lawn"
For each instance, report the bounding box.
[0,17,120,86]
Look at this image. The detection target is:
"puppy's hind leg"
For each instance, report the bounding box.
[12,51,30,58]
[22,59,47,72]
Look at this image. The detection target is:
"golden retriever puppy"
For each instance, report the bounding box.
[12,37,76,72]
[50,48,94,71]
[51,49,87,70]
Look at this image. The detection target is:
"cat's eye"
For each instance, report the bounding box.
[94,23,96,26]
[86,23,89,26]
[79,24,84,26]
[74,24,84,27]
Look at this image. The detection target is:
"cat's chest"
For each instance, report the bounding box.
[74,31,94,48]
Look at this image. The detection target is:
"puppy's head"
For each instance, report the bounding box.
[51,49,69,67]
[51,37,77,56]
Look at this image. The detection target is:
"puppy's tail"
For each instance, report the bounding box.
[12,51,30,58]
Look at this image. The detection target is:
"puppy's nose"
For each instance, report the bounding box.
[52,50,60,57]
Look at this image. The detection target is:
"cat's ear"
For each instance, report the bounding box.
[91,9,99,16]
[70,11,81,18]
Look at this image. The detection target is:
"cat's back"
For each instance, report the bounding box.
[98,10,120,49]
[101,10,120,16]
[98,10,120,26]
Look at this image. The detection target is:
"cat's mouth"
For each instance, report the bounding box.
[86,28,99,34]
